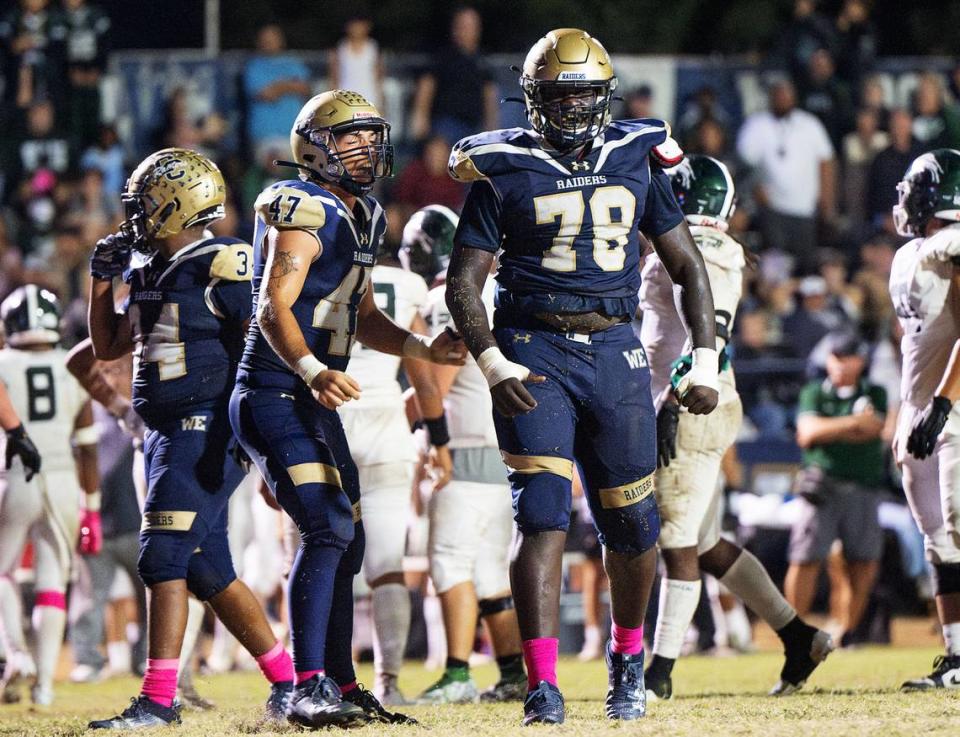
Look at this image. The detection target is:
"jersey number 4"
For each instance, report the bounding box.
[534,185,636,272]
[131,303,187,380]
[312,265,368,356]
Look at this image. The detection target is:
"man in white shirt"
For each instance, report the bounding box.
[737,79,836,274]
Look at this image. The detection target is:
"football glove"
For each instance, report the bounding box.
[670,346,729,396]
[907,396,952,460]
[90,232,133,281]
[656,401,680,469]
[5,424,41,481]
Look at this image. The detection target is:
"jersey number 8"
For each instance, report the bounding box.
[535,185,636,273]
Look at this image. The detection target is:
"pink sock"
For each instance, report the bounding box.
[34,590,66,610]
[140,658,179,707]
[255,641,294,684]
[295,669,324,685]
[522,638,558,690]
[339,680,357,694]
[610,623,644,655]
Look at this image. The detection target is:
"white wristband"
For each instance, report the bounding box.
[85,490,102,512]
[676,347,720,397]
[476,347,530,388]
[295,354,327,386]
[402,333,434,361]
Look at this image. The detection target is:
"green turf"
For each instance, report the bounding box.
[2,647,957,736]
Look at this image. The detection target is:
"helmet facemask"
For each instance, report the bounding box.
[297,120,394,196]
[893,175,937,237]
[522,78,616,151]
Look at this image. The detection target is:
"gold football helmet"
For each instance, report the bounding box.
[287,89,394,196]
[120,148,226,251]
[520,28,618,150]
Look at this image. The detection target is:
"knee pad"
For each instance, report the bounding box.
[595,488,660,554]
[137,532,191,587]
[934,563,960,596]
[511,469,572,534]
[185,535,237,601]
[478,595,514,618]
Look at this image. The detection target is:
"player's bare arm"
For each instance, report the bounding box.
[258,227,361,409]
[66,339,143,441]
[356,287,467,366]
[88,278,134,361]
[403,313,463,490]
[446,246,544,418]
[651,221,720,415]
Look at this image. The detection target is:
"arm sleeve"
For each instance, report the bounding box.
[210,280,254,323]
[453,179,503,252]
[639,167,685,237]
[796,382,821,417]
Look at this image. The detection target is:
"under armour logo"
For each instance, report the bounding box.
[570,161,591,172]
[513,333,532,344]
[359,233,370,246]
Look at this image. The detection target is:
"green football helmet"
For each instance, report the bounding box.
[1,284,61,347]
[893,148,960,237]
[666,155,736,231]
[399,205,459,283]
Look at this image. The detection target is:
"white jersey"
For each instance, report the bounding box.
[889,223,960,409]
[637,224,745,407]
[0,347,87,475]
[345,265,430,409]
[422,277,498,449]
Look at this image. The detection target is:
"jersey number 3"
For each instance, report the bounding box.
[535,185,635,272]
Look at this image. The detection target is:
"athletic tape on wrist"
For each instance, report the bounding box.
[295,354,327,386]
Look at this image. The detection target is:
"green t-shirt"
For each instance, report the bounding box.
[796,379,887,486]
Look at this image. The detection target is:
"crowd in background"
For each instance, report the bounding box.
[0,0,957,658]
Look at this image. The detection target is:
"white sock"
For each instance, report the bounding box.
[178,597,205,681]
[108,641,132,673]
[943,623,960,656]
[372,583,411,677]
[582,624,601,646]
[33,605,66,693]
[0,577,27,653]
[719,551,796,631]
[423,593,446,667]
[653,578,702,660]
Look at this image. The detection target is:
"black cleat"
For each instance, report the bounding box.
[264,680,293,723]
[901,654,960,691]
[522,680,565,726]
[770,627,834,695]
[605,642,646,719]
[480,672,527,702]
[342,683,418,724]
[287,676,371,729]
[88,696,182,729]
[644,672,672,702]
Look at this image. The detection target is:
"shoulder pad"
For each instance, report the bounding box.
[209,242,254,282]
[448,128,536,182]
[254,182,332,230]
[691,227,747,272]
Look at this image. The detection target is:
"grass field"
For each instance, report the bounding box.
[3,647,959,736]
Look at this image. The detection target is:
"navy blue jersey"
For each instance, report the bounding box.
[238,179,386,391]
[450,119,684,319]
[127,235,253,425]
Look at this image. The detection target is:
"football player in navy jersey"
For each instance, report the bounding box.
[84,149,295,729]
[445,30,720,724]
[229,90,466,729]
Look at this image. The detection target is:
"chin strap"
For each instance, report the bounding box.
[274,159,317,176]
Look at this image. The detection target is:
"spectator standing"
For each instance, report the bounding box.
[772,0,838,88]
[859,75,890,131]
[328,14,383,108]
[786,331,886,647]
[243,23,311,156]
[391,134,466,216]
[835,0,876,97]
[79,124,124,207]
[911,73,960,150]
[61,0,109,149]
[621,85,654,120]
[0,0,67,110]
[410,6,497,144]
[736,79,836,274]
[841,108,887,228]
[782,276,850,360]
[800,48,854,151]
[867,109,919,232]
